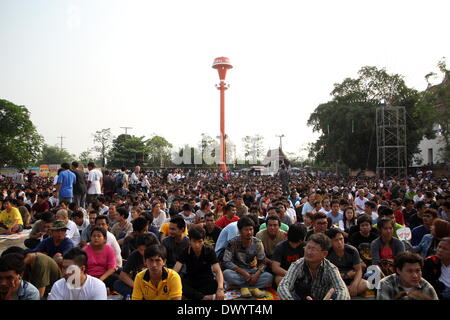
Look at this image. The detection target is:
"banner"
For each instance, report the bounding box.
[49,165,59,177]
[39,165,49,177]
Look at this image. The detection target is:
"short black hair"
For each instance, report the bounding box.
[90,226,107,238]
[357,214,372,226]
[0,253,25,274]
[41,211,55,223]
[188,226,206,240]
[170,216,186,231]
[63,247,88,269]
[182,203,192,211]
[95,215,109,224]
[71,210,84,219]
[140,211,154,225]
[117,207,129,219]
[61,163,70,170]
[394,251,423,271]
[237,215,255,231]
[223,203,235,214]
[378,217,394,230]
[325,228,344,239]
[136,233,158,247]
[1,246,26,258]
[265,214,281,226]
[313,212,327,222]
[287,223,307,243]
[132,217,148,233]
[144,244,167,260]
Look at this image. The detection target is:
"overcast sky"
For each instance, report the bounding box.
[0,0,449,160]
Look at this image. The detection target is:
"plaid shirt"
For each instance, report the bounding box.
[376,274,438,300]
[277,257,350,300]
[222,235,266,272]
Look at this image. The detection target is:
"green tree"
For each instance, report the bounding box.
[417,58,450,162]
[0,99,44,168]
[146,135,173,167]
[93,128,112,167]
[37,144,76,165]
[107,134,148,168]
[307,66,430,170]
[78,149,96,165]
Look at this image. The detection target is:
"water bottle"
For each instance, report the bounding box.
[126,294,131,300]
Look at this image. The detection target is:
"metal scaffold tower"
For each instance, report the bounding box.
[376,106,407,178]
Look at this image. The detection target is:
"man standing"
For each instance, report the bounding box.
[279,164,290,196]
[222,216,273,299]
[71,161,87,209]
[55,163,76,205]
[277,233,350,300]
[86,162,103,204]
[377,251,438,300]
[129,166,141,192]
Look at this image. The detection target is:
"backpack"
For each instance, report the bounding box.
[115,172,124,188]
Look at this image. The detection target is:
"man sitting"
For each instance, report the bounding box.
[132,245,182,300]
[377,251,438,300]
[222,216,273,298]
[256,215,287,272]
[325,228,369,297]
[423,237,450,299]
[161,216,189,268]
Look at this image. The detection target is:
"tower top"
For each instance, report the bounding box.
[212,57,232,81]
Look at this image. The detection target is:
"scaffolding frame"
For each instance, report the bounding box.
[376,106,407,179]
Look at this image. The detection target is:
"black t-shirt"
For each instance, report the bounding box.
[204,226,221,248]
[122,250,146,281]
[348,230,379,249]
[178,245,218,281]
[162,236,190,268]
[327,244,361,274]
[272,240,305,271]
[72,169,87,194]
[402,208,417,227]
[409,213,423,230]
[103,175,115,192]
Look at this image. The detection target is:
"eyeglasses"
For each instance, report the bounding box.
[305,246,323,253]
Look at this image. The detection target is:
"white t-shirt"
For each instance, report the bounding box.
[179,212,196,225]
[354,197,368,214]
[48,275,107,300]
[87,169,103,195]
[285,208,297,224]
[99,205,109,216]
[66,220,81,247]
[439,263,450,288]
[76,219,90,233]
[106,231,122,268]
[152,210,168,230]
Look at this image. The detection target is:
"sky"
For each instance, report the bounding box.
[0,0,449,161]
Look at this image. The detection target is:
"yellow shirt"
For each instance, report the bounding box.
[132,267,182,300]
[0,207,23,228]
[159,222,188,236]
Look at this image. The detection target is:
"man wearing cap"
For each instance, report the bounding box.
[31,220,74,264]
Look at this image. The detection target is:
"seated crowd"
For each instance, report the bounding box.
[0,164,449,301]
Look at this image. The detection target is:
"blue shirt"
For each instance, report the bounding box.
[32,236,74,257]
[57,170,76,198]
[215,221,239,258]
[327,211,344,225]
[13,280,40,300]
[411,225,430,246]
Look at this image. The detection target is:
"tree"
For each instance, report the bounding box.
[0,99,44,168]
[93,128,112,167]
[307,66,430,171]
[107,134,149,168]
[37,144,76,165]
[78,149,96,165]
[417,57,450,162]
[146,135,173,167]
[198,133,219,166]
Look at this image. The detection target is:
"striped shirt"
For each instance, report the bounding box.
[277,257,350,300]
[376,274,438,300]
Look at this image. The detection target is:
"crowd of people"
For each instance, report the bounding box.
[0,162,449,301]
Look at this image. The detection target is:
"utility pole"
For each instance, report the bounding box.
[120,127,133,135]
[276,134,285,150]
[57,135,66,150]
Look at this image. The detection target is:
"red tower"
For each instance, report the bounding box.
[212,57,233,172]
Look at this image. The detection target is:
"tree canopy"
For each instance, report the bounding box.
[107,134,149,168]
[36,144,76,165]
[0,99,44,168]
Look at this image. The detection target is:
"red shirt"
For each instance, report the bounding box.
[216,215,239,229]
[394,210,405,225]
[32,201,50,213]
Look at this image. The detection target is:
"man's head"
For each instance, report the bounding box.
[71,161,79,169]
[62,247,88,281]
[88,211,98,226]
[87,162,96,170]
[223,203,236,218]
[0,253,26,295]
[49,220,69,241]
[331,200,340,214]
[436,237,450,264]
[422,209,438,228]
[55,209,69,222]
[431,220,450,240]
[234,195,244,207]
[188,226,205,252]
[136,233,157,257]
[95,215,109,232]
[71,210,85,227]
[204,212,216,229]
[169,216,186,239]
[266,215,281,237]
[144,245,167,274]
[182,203,192,216]
[287,223,307,244]
[357,214,372,236]
[364,201,377,214]
[237,215,255,241]
[312,212,328,233]
[116,207,129,222]
[394,251,423,288]
[132,217,148,234]
[61,163,70,170]
[2,199,12,211]
[304,233,330,265]
[325,228,345,252]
